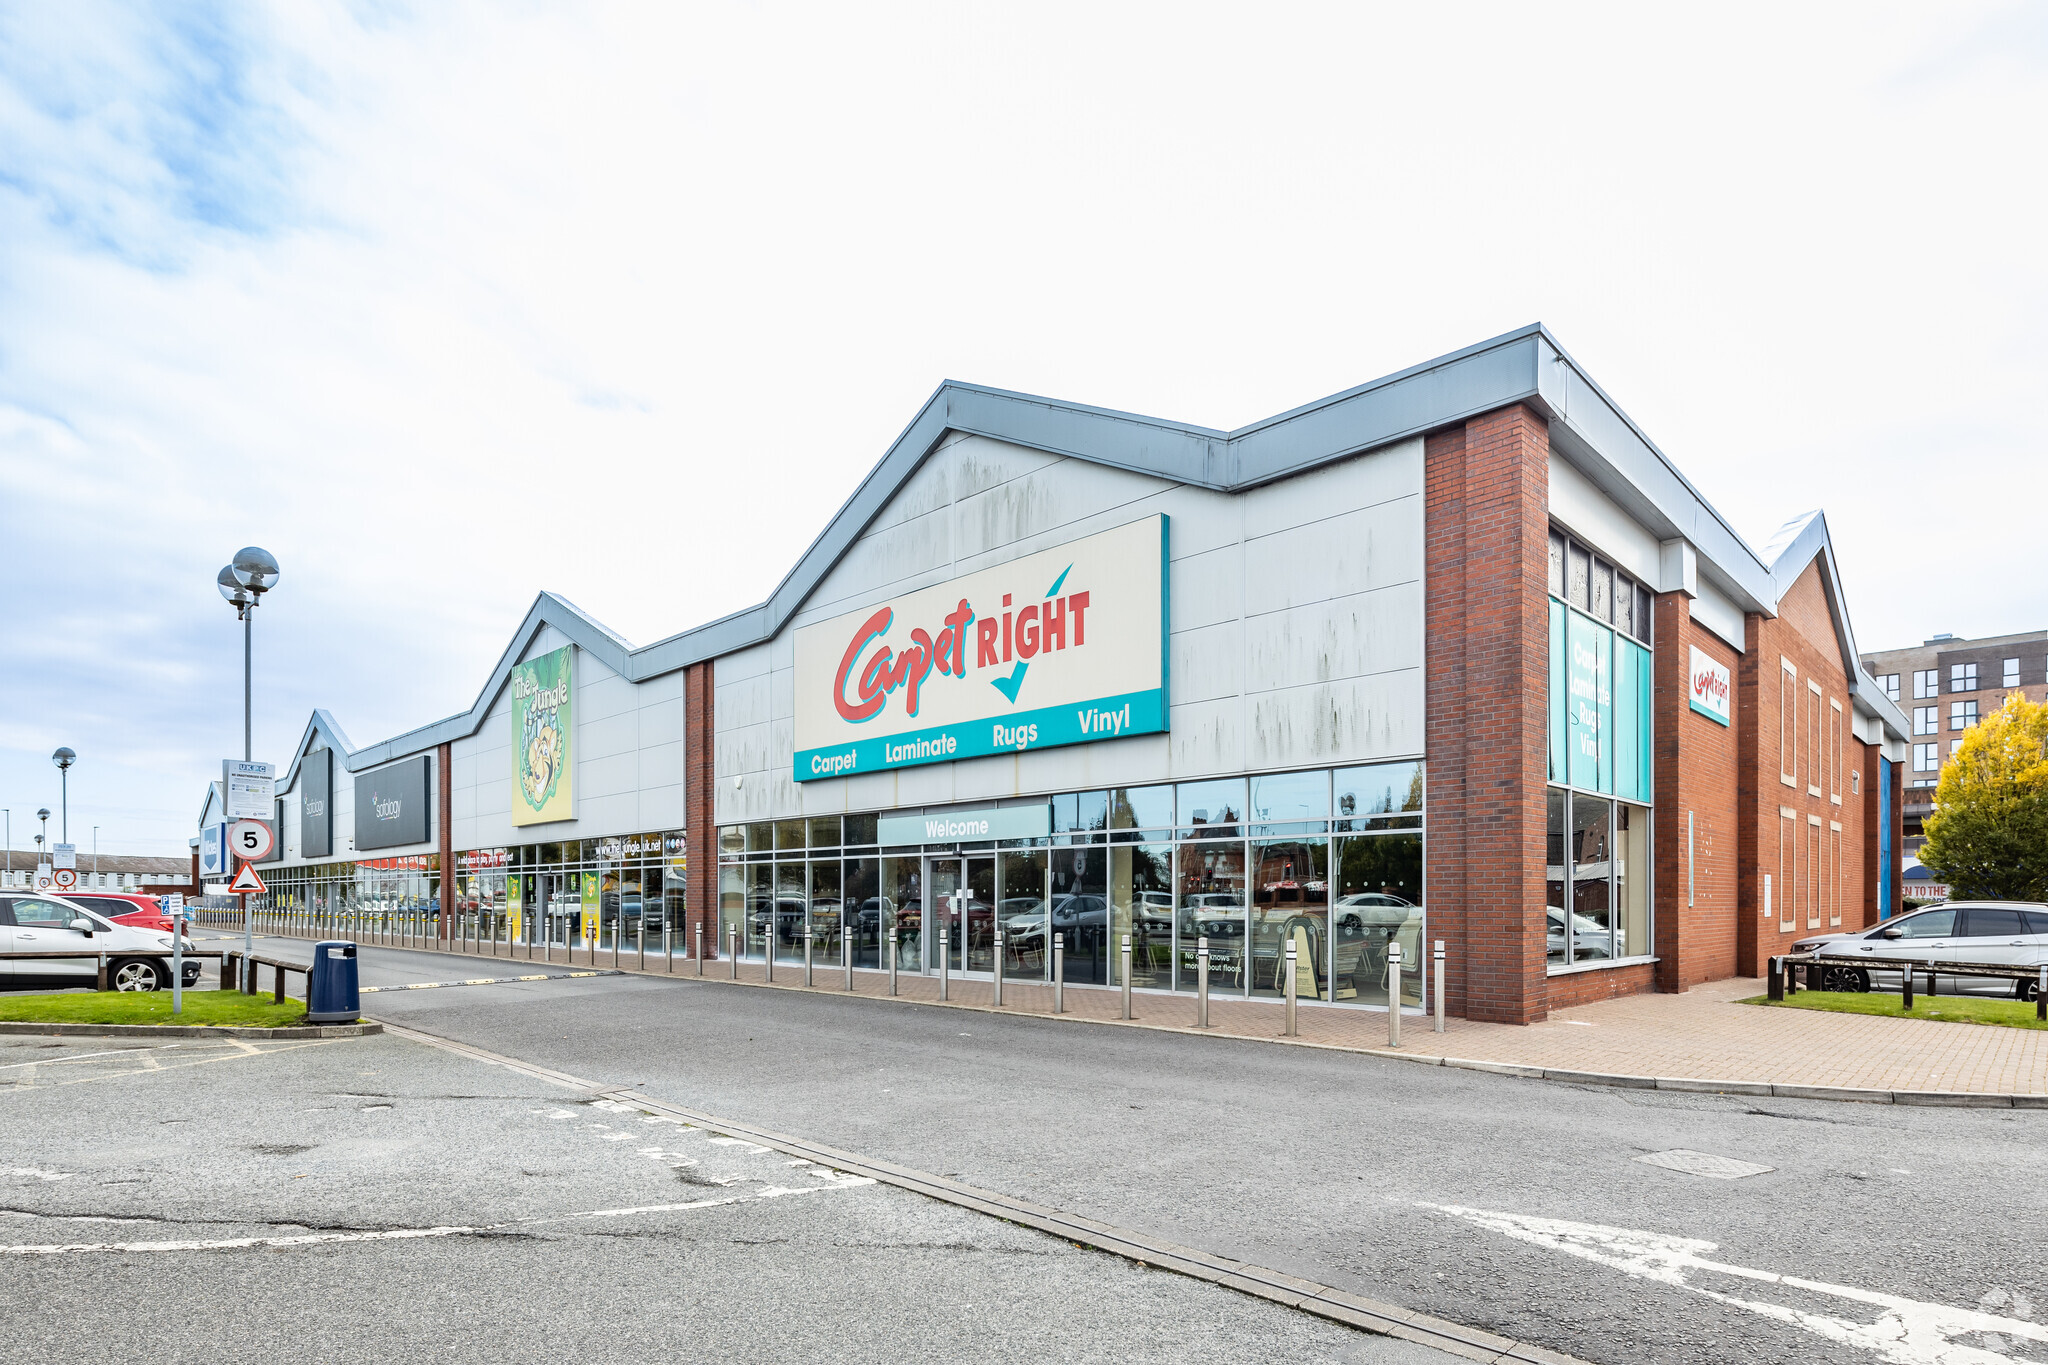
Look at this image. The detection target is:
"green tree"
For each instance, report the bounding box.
[1920,692,2048,900]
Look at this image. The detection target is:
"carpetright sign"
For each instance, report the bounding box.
[1688,645,1731,726]
[792,515,1169,781]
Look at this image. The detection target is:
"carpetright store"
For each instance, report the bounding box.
[221,324,1908,1024]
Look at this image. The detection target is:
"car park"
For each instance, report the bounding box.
[1793,902,2048,997]
[0,893,200,990]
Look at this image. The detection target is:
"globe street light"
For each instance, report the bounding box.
[219,546,280,989]
[51,747,75,845]
[218,547,280,763]
[36,808,49,866]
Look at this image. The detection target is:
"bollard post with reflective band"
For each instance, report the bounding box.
[844,922,854,991]
[696,922,704,977]
[803,920,813,987]
[1197,936,1210,1028]
[1387,941,1402,1047]
[889,929,899,996]
[1053,934,1064,1014]
[1120,934,1133,1020]
[2038,965,2046,1022]
[728,926,738,980]
[765,927,774,984]
[939,922,949,1002]
[1433,939,1446,1033]
[1284,941,1298,1037]
[992,932,1003,1007]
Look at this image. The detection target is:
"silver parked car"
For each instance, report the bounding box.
[1792,902,2048,998]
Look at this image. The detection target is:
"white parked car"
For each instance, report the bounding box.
[0,893,198,992]
[1792,902,2048,998]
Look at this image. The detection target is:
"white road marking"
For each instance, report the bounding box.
[1427,1203,2048,1364]
[0,1045,179,1071]
[1,1168,73,1182]
[0,1178,877,1256]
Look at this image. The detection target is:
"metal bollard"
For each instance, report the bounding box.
[1284,941,1298,1037]
[939,923,949,1001]
[96,953,107,992]
[1053,934,1064,1014]
[1767,956,1783,1001]
[992,932,1003,1007]
[1902,965,1914,1011]
[729,926,738,980]
[1197,936,1210,1028]
[803,922,813,987]
[1387,941,1403,1048]
[2038,965,2046,1022]
[1120,934,1133,1020]
[765,928,774,983]
[1434,939,1446,1033]
[696,922,704,977]
[844,924,854,991]
[889,929,899,996]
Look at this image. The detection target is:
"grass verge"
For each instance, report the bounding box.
[1743,990,2048,1030]
[0,990,309,1028]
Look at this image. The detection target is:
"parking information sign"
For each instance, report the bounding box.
[52,842,75,870]
[224,760,276,821]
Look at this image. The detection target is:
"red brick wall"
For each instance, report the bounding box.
[1424,403,1550,1024]
[1738,560,1866,969]
[1653,600,1741,990]
[684,659,716,957]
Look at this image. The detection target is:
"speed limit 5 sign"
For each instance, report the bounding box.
[227,820,275,861]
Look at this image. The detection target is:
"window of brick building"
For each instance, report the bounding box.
[1913,670,1938,700]
[1913,742,1938,773]
[1951,662,1978,693]
[2005,658,2021,689]
[1807,680,1822,797]
[1879,673,1899,702]
[1950,700,1979,731]
[1913,706,1938,736]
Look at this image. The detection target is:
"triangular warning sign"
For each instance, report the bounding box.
[229,862,268,895]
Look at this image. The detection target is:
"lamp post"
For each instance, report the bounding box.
[3,810,9,884]
[219,546,280,986]
[92,826,99,879]
[36,809,49,869]
[51,748,74,845]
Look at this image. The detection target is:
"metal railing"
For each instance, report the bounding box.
[1772,951,2048,1020]
[186,902,700,972]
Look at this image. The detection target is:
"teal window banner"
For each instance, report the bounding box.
[878,804,1052,846]
[1555,602,1649,802]
[1548,600,1566,783]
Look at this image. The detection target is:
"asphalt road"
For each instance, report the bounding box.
[227,936,2048,1365]
[0,1026,1450,1365]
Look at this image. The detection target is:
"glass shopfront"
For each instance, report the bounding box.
[256,831,688,965]
[718,763,1426,1010]
[1546,524,1654,969]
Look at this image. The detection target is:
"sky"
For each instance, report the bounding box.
[2,1,2044,858]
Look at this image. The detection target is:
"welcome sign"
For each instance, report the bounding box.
[793,516,1169,781]
[511,646,574,826]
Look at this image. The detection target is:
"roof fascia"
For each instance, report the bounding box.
[279,709,355,791]
[1767,515,1909,741]
[315,325,1818,760]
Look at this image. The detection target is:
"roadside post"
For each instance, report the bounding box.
[889,928,899,996]
[1284,940,1298,1037]
[803,919,814,987]
[991,932,1003,1007]
[1197,936,1210,1028]
[844,923,853,992]
[695,922,704,977]
[1434,940,1446,1033]
[1901,963,1913,1011]
[728,926,737,980]
[166,893,187,1015]
[227,860,267,989]
[1120,934,1132,1020]
[939,920,949,1002]
[1767,956,1783,1002]
[1052,934,1063,1014]
[2038,966,2046,1023]
[1387,941,1403,1047]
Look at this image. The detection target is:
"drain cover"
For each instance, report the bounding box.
[1635,1149,1774,1180]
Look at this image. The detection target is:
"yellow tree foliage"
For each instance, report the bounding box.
[1920,692,2048,901]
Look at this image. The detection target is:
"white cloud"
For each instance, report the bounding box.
[2,0,2044,853]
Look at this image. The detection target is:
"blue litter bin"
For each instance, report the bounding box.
[308,940,360,1023]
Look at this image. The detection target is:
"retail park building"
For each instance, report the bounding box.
[202,325,1911,1025]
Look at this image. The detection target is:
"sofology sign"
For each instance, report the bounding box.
[793,516,1169,781]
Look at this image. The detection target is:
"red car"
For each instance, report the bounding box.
[62,891,188,938]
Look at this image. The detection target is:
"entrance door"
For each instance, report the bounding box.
[922,857,996,976]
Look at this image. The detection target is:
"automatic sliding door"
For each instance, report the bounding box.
[928,860,962,974]
[999,850,1048,981]
[964,857,995,975]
